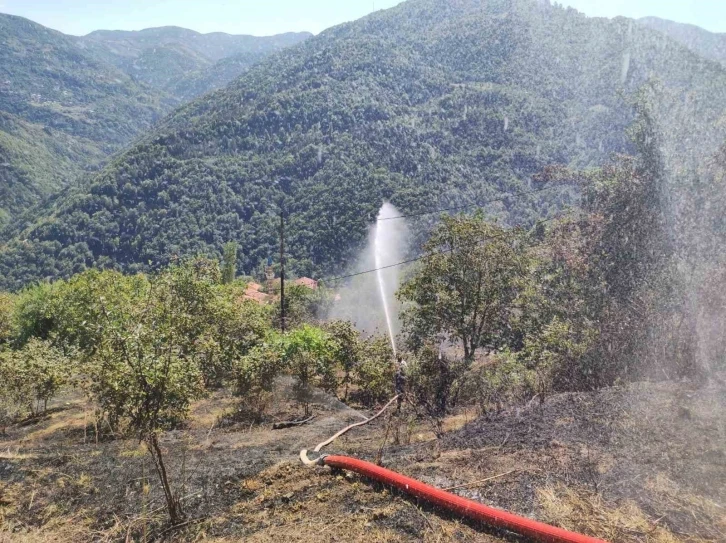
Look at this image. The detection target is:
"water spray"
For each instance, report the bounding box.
[374,204,397,356]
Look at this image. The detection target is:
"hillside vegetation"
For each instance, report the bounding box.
[0,14,309,227]
[639,16,726,67]
[2,0,726,289]
[77,27,311,100]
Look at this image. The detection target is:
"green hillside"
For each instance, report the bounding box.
[1,0,725,290]
[639,16,726,67]
[0,14,308,227]
[77,27,312,99]
[0,13,174,226]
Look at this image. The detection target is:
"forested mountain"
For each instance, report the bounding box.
[2,0,726,290]
[639,17,726,67]
[0,13,173,225]
[0,14,308,227]
[77,27,311,99]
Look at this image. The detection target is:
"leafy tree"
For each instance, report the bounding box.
[352,334,394,407]
[283,325,337,414]
[12,282,59,347]
[234,331,289,418]
[0,338,68,417]
[0,292,14,346]
[51,270,150,356]
[398,215,532,363]
[326,320,362,401]
[221,241,238,284]
[79,260,228,524]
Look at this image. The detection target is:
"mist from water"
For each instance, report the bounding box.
[646,86,726,380]
[374,205,398,355]
[327,202,410,344]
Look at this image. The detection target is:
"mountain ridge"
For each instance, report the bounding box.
[0,12,310,227]
[1,0,725,289]
[638,16,726,67]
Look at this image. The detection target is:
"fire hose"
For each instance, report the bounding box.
[300,396,608,543]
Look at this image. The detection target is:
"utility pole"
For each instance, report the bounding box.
[279,207,286,332]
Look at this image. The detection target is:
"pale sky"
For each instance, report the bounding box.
[0,0,724,37]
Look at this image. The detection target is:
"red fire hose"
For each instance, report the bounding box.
[300,395,608,543]
[320,454,607,543]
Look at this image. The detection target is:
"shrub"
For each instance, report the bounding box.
[12,282,59,347]
[406,345,468,436]
[468,355,532,415]
[0,292,14,346]
[0,338,69,417]
[326,320,362,401]
[407,345,468,416]
[353,335,394,407]
[284,325,338,413]
[517,317,597,398]
[234,332,289,418]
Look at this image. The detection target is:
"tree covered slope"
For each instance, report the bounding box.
[77,27,312,100]
[0,14,173,225]
[639,17,726,67]
[1,0,725,290]
[0,14,309,227]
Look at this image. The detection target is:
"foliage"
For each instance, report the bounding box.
[352,335,395,407]
[75,259,238,524]
[516,318,596,401]
[0,292,14,345]
[234,331,288,416]
[5,0,726,289]
[399,215,532,362]
[273,283,333,329]
[283,325,337,413]
[325,320,362,401]
[222,242,238,284]
[0,338,68,417]
[468,355,532,415]
[406,345,468,422]
[80,263,217,435]
[235,324,344,415]
[12,282,60,347]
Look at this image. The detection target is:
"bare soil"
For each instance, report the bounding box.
[0,378,724,542]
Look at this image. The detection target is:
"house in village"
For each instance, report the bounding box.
[242,277,318,305]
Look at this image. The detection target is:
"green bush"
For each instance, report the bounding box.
[353,335,394,407]
[12,282,59,347]
[0,338,69,417]
[468,354,532,415]
[0,292,14,346]
[234,332,289,417]
[284,325,337,413]
[326,320,362,401]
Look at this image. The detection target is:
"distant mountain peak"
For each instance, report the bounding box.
[638,16,726,67]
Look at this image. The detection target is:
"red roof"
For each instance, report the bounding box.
[294,277,318,290]
[243,290,271,305]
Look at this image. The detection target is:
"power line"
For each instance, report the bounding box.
[377,184,561,222]
[322,215,565,284]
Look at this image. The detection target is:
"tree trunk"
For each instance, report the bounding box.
[147,433,183,525]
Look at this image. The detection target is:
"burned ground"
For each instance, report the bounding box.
[0,378,724,542]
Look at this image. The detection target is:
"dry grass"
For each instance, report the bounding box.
[537,483,720,543]
[1,380,724,542]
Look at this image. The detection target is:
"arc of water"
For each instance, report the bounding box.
[375,211,397,356]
